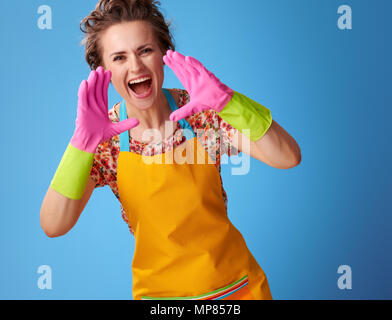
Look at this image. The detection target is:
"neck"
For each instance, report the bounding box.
[125,90,170,130]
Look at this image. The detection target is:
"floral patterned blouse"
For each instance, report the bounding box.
[90,88,239,235]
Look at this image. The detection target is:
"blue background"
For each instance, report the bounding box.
[0,0,391,299]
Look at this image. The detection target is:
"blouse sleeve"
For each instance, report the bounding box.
[217,114,240,157]
[90,143,108,188]
[89,104,120,188]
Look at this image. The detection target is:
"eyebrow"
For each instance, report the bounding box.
[110,43,153,57]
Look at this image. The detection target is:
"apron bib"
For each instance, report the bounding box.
[117,89,272,300]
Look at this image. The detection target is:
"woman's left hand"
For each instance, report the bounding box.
[163,50,234,121]
[163,51,301,168]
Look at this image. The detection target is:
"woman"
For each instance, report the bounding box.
[40,0,301,300]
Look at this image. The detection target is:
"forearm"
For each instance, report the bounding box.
[40,178,96,237]
[40,188,81,237]
[219,92,301,168]
[253,120,301,169]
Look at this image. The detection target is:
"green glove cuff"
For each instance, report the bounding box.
[218,91,273,141]
[50,143,94,200]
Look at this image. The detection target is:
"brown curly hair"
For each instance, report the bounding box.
[80,0,175,70]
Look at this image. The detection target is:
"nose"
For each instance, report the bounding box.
[128,54,144,74]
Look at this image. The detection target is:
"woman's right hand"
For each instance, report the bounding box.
[70,66,139,153]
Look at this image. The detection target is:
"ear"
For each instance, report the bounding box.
[161,48,167,66]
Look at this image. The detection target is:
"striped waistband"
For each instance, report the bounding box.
[141,275,249,300]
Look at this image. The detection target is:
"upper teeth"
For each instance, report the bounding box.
[129,76,151,84]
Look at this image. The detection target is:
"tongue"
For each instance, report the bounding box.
[131,80,151,95]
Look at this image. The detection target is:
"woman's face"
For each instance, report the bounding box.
[100,20,165,110]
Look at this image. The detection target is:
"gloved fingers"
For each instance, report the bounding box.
[184,55,218,81]
[166,50,193,76]
[169,51,196,75]
[185,55,205,73]
[97,67,111,118]
[110,118,140,136]
[169,52,202,89]
[169,108,187,122]
[87,70,98,110]
[183,57,201,79]
[103,69,111,109]
[77,80,89,112]
[163,54,176,73]
[172,51,201,77]
[168,50,218,83]
[170,50,186,65]
[169,101,208,122]
[164,53,191,91]
[95,66,105,111]
[163,53,174,69]
[88,69,108,117]
[164,53,187,80]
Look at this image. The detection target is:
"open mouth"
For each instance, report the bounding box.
[128,77,152,96]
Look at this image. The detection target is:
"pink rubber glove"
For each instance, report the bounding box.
[163,50,234,122]
[70,66,139,153]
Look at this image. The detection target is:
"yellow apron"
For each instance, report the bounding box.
[117,88,272,300]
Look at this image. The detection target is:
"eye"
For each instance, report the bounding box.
[113,55,125,62]
[140,48,152,55]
